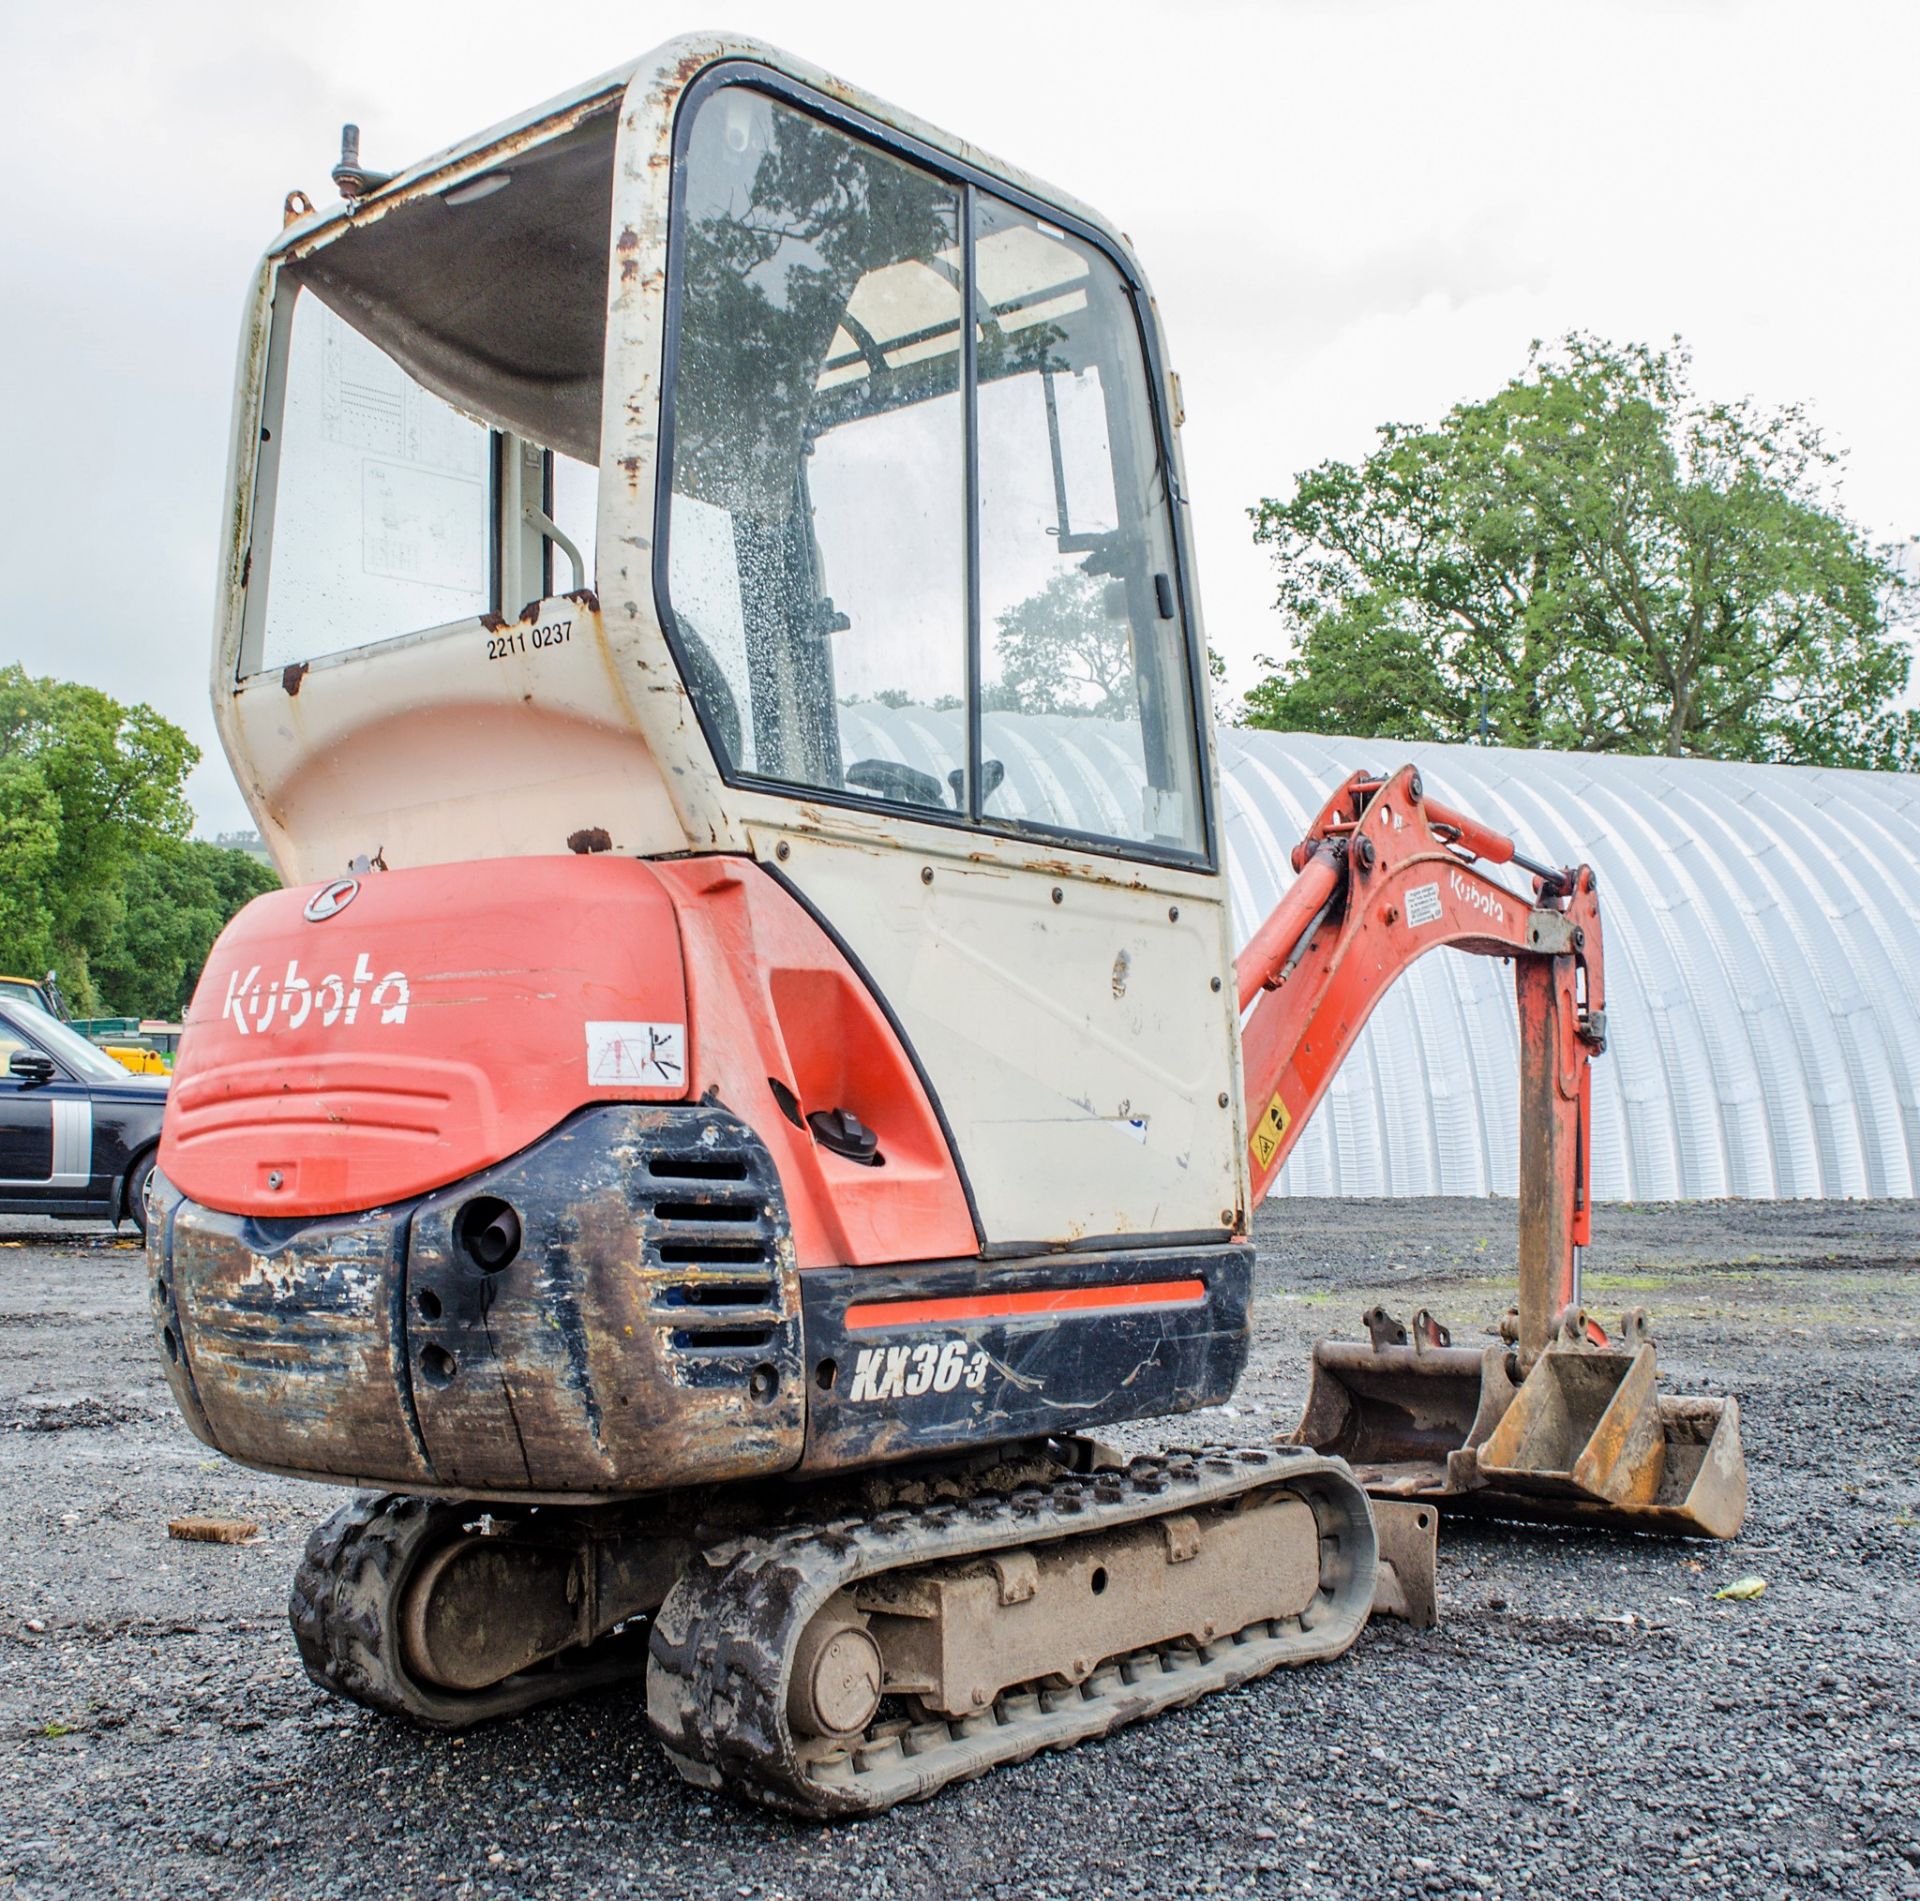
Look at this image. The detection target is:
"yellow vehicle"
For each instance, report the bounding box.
[63,1016,175,1077]
[98,1043,169,1077]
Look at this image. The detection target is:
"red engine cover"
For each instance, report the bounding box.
[163,858,689,1217]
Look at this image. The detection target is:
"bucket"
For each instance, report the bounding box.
[1293,1327,1748,1540]
[1475,1343,1666,1507]
[1473,1349,1746,1538]
[1291,1339,1519,1497]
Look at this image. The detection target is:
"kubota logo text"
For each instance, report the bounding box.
[1449,868,1506,925]
[847,1340,991,1403]
[220,956,410,1036]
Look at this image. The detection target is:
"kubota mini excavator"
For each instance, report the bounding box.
[151,35,1747,1818]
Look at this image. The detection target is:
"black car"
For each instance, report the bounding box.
[0,999,166,1237]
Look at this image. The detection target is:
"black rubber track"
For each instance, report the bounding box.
[646,1446,1376,1818]
[289,1493,650,1729]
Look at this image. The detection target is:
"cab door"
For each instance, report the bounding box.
[768,826,1240,1250]
[654,76,1243,1249]
[768,198,1240,1249]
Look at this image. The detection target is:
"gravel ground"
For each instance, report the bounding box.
[1,1198,1916,1900]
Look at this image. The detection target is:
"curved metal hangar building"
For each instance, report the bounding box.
[1216,731,1920,1201]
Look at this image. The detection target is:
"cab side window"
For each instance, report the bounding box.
[662,80,1206,861]
[974,199,1201,853]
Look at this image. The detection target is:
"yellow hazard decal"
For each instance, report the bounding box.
[1249,1091,1291,1170]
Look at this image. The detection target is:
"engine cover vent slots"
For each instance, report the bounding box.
[154,1104,804,1496]
[651,1165,783,1354]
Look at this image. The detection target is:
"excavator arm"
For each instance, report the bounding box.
[1236,764,1605,1364]
[1242,765,1746,1541]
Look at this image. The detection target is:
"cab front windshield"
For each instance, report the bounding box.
[661,81,1206,859]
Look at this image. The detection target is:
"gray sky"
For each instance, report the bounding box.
[5,0,1916,836]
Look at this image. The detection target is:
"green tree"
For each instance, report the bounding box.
[1246,336,1916,766]
[0,666,201,1005]
[0,756,62,980]
[91,841,280,1020]
[987,567,1136,717]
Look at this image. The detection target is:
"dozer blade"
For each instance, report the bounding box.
[1470,1344,1747,1539]
[1290,1336,1519,1499]
[1368,1498,1440,1629]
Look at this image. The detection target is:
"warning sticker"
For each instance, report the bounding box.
[1405,881,1443,928]
[586,1021,685,1087]
[1249,1091,1291,1171]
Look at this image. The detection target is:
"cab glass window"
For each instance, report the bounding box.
[975,198,1201,853]
[666,88,966,808]
[548,450,599,594]
[238,102,621,676]
[255,291,492,673]
[662,79,1206,861]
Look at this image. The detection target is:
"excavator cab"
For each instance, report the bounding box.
[209,42,1240,1256]
[224,56,1206,868]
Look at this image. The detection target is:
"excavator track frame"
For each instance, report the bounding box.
[646,1446,1375,1819]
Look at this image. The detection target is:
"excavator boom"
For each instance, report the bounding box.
[1237,764,1603,1360]
[1239,768,1744,1539]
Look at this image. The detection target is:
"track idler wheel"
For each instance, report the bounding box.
[290,1494,651,1729]
[787,1597,885,1740]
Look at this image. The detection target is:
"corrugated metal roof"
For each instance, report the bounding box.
[1220,730,1920,1201]
[840,704,1920,1198]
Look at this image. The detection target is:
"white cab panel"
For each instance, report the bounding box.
[768,821,1241,1247]
[224,600,688,884]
